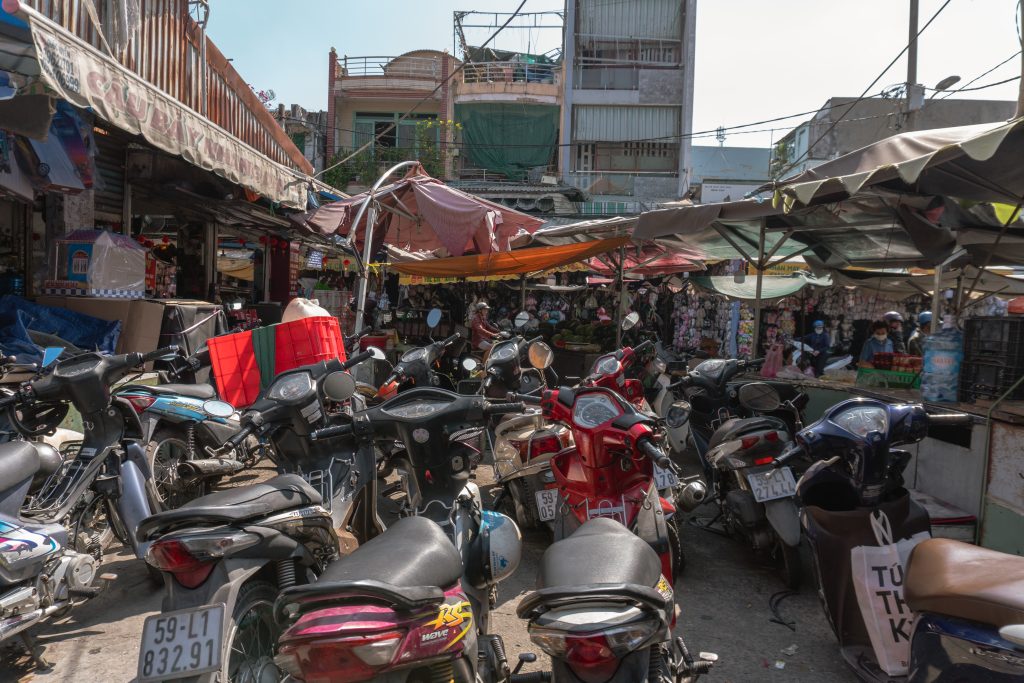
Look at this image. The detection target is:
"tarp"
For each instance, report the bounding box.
[8,2,309,208]
[589,246,702,276]
[0,295,120,363]
[689,273,832,302]
[455,102,560,180]
[822,264,1024,298]
[389,237,632,278]
[295,167,544,257]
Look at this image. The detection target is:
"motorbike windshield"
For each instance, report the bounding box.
[694,359,727,381]
[488,342,517,363]
[401,347,427,362]
[590,354,621,377]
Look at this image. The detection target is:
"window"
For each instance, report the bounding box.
[351,113,438,156]
[574,142,678,173]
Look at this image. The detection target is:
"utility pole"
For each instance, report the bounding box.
[1018,0,1024,117]
[905,0,919,130]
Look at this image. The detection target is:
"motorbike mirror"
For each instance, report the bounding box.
[621,311,640,331]
[462,357,479,373]
[202,400,235,419]
[367,346,386,361]
[737,382,781,412]
[426,308,442,329]
[666,400,691,428]
[514,311,529,329]
[528,341,554,370]
[322,371,357,402]
[41,347,64,368]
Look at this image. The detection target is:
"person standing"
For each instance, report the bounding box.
[859,320,895,368]
[470,302,502,351]
[800,320,832,377]
[907,311,931,356]
[884,311,907,353]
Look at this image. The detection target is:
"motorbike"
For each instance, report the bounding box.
[377,309,463,400]
[135,348,385,683]
[518,516,717,683]
[272,381,528,682]
[1,348,83,457]
[774,398,1024,682]
[0,345,178,668]
[702,382,804,588]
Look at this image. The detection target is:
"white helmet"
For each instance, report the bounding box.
[465,510,522,589]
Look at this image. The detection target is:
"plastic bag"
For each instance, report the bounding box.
[761,342,783,378]
[282,297,331,323]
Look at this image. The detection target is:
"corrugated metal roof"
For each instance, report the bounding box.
[573,105,680,142]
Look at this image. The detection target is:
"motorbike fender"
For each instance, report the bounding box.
[634,486,669,556]
[549,643,652,682]
[765,497,801,547]
[499,451,555,483]
[117,446,157,557]
[724,489,764,529]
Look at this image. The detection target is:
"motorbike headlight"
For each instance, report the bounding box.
[266,372,314,402]
[666,400,691,428]
[831,405,888,438]
[651,357,667,375]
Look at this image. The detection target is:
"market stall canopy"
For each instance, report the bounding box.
[388,236,632,278]
[822,263,1024,298]
[689,273,832,302]
[295,167,544,257]
[588,246,702,276]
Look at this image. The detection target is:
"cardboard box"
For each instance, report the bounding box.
[31,296,166,356]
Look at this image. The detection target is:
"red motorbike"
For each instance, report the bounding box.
[519,386,684,581]
[583,342,652,411]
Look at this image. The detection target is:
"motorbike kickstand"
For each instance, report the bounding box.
[19,632,51,670]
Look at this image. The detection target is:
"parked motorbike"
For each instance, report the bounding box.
[703,383,804,587]
[273,382,528,682]
[377,309,462,399]
[1,348,83,457]
[775,398,1024,682]
[518,516,717,683]
[482,311,557,399]
[0,346,178,667]
[135,349,384,683]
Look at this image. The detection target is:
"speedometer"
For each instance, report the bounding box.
[591,355,621,377]
[382,400,451,418]
[573,393,621,428]
[53,355,100,378]
[401,347,427,362]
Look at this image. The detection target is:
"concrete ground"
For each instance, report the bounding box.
[5,461,856,683]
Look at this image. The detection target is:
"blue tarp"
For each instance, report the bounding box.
[0,296,121,363]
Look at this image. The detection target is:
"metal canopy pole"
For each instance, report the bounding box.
[352,160,421,332]
[751,219,767,359]
[931,266,942,325]
[519,274,527,310]
[615,245,625,348]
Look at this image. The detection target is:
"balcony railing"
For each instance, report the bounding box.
[462,62,559,85]
[336,55,442,81]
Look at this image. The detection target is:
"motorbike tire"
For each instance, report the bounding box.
[221,580,279,683]
[146,427,208,509]
[669,516,685,582]
[777,535,802,590]
[509,479,539,530]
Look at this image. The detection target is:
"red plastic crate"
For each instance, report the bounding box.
[208,317,346,408]
[208,329,262,408]
[360,335,388,351]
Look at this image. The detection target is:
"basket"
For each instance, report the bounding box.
[959,359,1024,403]
[209,316,346,408]
[963,317,1024,366]
[856,367,921,389]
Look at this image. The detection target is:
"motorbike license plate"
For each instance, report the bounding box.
[138,604,224,682]
[535,488,559,522]
[746,467,797,503]
[653,463,679,490]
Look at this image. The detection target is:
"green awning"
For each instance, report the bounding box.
[455,102,559,181]
[690,273,831,302]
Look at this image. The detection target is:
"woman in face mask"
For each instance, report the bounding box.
[858,320,894,368]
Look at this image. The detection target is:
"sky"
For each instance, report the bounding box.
[206,0,1024,149]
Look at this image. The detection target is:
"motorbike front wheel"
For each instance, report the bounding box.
[146,427,208,508]
[222,580,280,683]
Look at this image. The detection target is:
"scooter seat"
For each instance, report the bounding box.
[136,474,321,539]
[905,538,1024,628]
[0,441,40,494]
[708,416,788,451]
[538,517,662,589]
[122,383,217,400]
[316,516,462,590]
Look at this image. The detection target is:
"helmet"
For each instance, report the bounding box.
[465,509,522,589]
[918,311,933,325]
[883,311,904,323]
[813,320,825,328]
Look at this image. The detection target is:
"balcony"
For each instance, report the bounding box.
[455,62,562,104]
[334,55,445,95]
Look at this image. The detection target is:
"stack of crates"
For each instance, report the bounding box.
[959,317,1024,402]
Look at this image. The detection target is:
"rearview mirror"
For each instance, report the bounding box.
[41,347,64,368]
[622,312,640,331]
[514,311,529,329]
[323,371,356,402]
[737,382,781,412]
[202,400,235,419]
[367,346,386,361]
[462,357,479,373]
[426,308,442,329]
[528,341,554,369]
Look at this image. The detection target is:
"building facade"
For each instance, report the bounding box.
[274,104,329,175]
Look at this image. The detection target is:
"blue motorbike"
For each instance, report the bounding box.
[773,399,1024,682]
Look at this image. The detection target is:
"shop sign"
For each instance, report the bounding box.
[27,17,306,208]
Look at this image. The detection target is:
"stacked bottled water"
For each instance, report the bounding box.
[920,315,963,403]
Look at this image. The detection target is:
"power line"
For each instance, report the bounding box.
[315,0,529,178]
[935,50,1021,98]
[773,0,955,180]
[940,74,1020,93]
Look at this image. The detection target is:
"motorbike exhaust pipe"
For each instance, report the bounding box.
[676,479,708,513]
[177,458,245,480]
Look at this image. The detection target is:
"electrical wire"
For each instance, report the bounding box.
[935,50,1021,99]
[773,0,956,180]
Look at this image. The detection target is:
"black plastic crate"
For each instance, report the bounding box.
[963,317,1024,366]
[959,359,1024,403]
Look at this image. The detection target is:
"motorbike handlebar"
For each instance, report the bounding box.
[223,422,256,451]
[508,392,543,405]
[141,345,180,364]
[527,336,544,345]
[928,413,973,427]
[442,333,461,346]
[772,442,804,468]
[633,340,654,354]
[342,350,373,370]
[740,357,766,370]
[484,402,526,416]
[309,423,354,441]
[510,673,551,683]
[637,438,672,470]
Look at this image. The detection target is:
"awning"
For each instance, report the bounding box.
[389,237,632,278]
[6,1,308,208]
[589,246,702,276]
[689,273,832,302]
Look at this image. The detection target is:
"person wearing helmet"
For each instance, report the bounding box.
[799,319,832,377]
[883,311,908,353]
[907,311,932,356]
[471,302,502,351]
